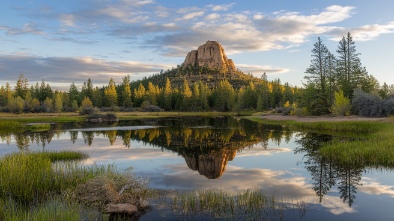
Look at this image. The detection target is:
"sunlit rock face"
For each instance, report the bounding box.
[183,41,236,72]
[184,150,237,179]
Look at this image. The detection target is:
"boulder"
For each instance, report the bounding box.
[104,203,138,215]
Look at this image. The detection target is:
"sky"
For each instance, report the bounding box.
[1,0,394,91]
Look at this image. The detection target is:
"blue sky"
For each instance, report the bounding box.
[1,0,393,90]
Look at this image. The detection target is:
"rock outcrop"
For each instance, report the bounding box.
[183,41,236,73]
[184,150,237,179]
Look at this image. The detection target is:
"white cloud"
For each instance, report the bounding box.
[60,14,75,27]
[180,11,205,20]
[205,13,221,20]
[0,23,45,36]
[328,22,394,41]
[237,64,290,75]
[0,55,172,90]
[359,177,394,197]
[208,3,235,11]
[253,13,264,20]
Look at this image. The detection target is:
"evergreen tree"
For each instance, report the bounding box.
[214,80,235,111]
[14,74,29,99]
[336,32,363,99]
[68,82,80,106]
[305,37,332,114]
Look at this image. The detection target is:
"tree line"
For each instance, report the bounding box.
[0,73,298,114]
[0,32,393,116]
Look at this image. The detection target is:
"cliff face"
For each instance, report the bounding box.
[183,41,236,73]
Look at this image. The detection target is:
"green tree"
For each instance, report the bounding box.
[214,80,235,111]
[68,82,80,105]
[305,37,332,114]
[14,74,29,99]
[336,32,364,99]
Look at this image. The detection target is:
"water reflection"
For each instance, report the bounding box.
[1,117,393,214]
[295,132,364,207]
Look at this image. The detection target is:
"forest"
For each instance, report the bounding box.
[0,33,393,117]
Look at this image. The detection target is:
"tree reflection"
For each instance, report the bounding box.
[295,132,364,207]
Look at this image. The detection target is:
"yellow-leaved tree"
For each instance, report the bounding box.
[331,90,351,116]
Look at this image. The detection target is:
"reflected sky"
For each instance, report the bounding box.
[1,117,394,220]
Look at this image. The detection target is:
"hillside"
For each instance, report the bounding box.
[131,41,263,90]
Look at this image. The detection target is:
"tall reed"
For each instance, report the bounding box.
[169,189,306,220]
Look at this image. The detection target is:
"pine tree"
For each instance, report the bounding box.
[304,37,332,114]
[336,32,363,99]
[68,82,80,105]
[14,74,29,99]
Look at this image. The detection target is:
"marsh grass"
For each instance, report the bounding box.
[0,151,95,204]
[0,198,81,221]
[0,121,24,133]
[0,151,149,220]
[166,189,306,220]
[247,116,394,167]
[25,123,51,132]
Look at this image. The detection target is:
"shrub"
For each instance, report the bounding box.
[383,97,394,116]
[352,89,383,117]
[331,90,351,116]
[282,107,292,116]
[80,97,94,115]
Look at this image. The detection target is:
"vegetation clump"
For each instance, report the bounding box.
[87,112,118,122]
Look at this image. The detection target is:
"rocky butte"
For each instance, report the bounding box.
[183,40,236,73]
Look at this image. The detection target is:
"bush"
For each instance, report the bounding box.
[80,97,94,115]
[331,90,351,116]
[282,107,292,116]
[383,97,394,116]
[352,89,383,117]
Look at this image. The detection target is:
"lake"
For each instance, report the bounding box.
[0,117,393,220]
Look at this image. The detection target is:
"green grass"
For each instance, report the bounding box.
[0,121,24,133]
[0,151,96,204]
[0,151,151,220]
[246,116,394,167]
[166,189,306,220]
[25,123,51,132]
[0,198,81,221]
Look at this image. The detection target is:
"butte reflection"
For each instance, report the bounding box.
[120,117,289,179]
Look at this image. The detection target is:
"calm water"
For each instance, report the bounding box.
[0,117,393,220]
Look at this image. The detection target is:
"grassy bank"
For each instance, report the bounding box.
[0,151,151,220]
[0,111,245,123]
[246,116,394,167]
